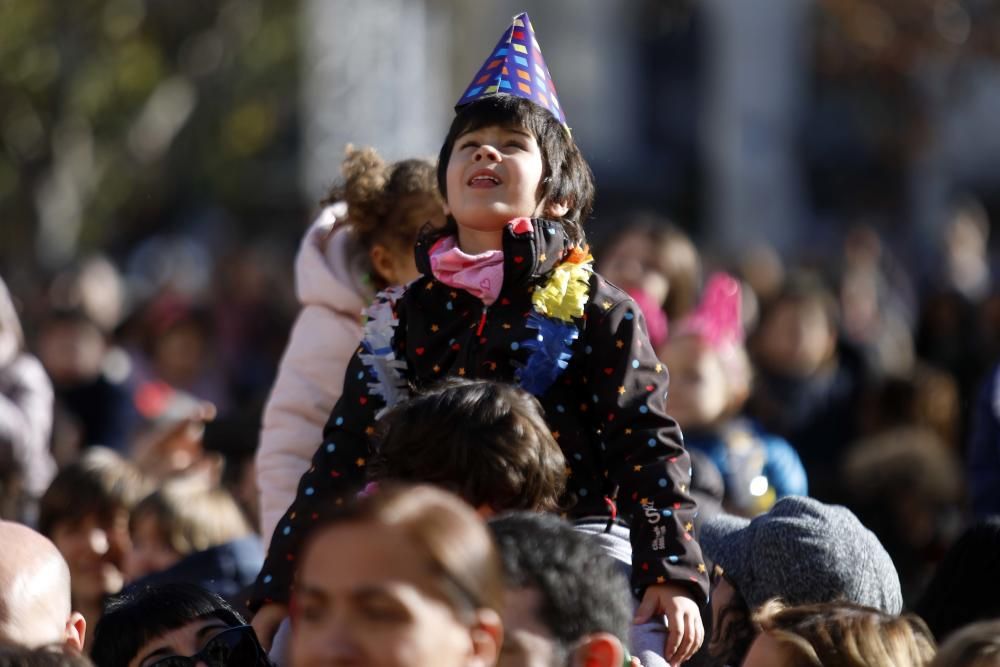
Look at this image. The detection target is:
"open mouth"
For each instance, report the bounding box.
[467,170,501,187]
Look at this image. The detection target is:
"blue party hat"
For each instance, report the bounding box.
[455,12,567,128]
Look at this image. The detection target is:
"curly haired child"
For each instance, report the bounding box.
[256,147,444,543]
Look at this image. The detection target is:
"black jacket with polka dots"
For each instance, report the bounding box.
[248,219,709,610]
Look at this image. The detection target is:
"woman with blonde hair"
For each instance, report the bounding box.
[742,600,936,667]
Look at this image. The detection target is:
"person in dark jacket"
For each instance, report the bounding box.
[249,14,708,667]
[967,363,1000,518]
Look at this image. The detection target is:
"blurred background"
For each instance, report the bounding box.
[3,0,1000,607]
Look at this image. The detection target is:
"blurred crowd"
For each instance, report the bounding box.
[0,184,999,666]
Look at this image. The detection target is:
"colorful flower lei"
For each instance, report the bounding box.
[358,285,410,416]
[516,248,594,395]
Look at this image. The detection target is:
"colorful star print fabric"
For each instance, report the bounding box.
[456,12,567,128]
[246,221,709,611]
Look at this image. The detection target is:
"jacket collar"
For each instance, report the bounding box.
[415,218,572,290]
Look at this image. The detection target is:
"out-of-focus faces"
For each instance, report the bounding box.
[37,319,106,385]
[50,510,130,606]
[290,521,486,667]
[599,230,670,306]
[661,336,730,431]
[126,514,181,582]
[754,300,835,378]
[153,321,207,389]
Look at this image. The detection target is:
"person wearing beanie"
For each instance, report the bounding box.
[699,495,903,666]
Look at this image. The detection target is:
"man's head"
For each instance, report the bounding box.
[0,521,85,651]
[489,513,632,667]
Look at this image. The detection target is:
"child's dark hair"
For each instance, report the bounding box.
[436,95,595,246]
[91,583,247,667]
[370,378,567,512]
[321,146,443,255]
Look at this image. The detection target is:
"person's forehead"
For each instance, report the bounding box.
[457,124,534,140]
[299,523,439,594]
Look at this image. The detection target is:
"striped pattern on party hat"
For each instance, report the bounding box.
[455,12,567,128]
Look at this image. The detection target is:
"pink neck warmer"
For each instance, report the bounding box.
[428,236,505,305]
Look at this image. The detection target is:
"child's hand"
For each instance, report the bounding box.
[634,583,704,665]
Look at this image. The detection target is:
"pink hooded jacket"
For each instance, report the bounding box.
[256,205,374,544]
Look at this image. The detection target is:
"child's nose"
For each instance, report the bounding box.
[474,144,500,162]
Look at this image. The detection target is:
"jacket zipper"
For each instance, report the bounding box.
[476,306,488,337]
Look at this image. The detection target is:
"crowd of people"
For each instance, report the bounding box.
[3,10,1000,667]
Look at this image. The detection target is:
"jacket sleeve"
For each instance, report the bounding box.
[246,289,407,611]
[582,288,709,603]
[256,307,361,544]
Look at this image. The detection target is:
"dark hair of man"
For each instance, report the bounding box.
[90,583,245,667]
[370,378,567,512]
[434,94,595,247]
[488,512,631,658]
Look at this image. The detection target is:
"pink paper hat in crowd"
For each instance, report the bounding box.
[674,273,744,350]
[455,12,568,129]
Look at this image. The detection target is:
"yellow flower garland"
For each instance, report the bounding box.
[531,252,594,322]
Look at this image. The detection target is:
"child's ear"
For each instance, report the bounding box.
[544,200,569,218]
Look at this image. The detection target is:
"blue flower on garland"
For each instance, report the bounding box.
[516,312,579,395]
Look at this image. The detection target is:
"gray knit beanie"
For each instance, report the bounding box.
[699,496,903,614]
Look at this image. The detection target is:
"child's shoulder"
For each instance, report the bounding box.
[585,270,636,317]
[372,275,435,305]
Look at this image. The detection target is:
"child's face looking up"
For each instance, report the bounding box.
[444,124,546,251]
